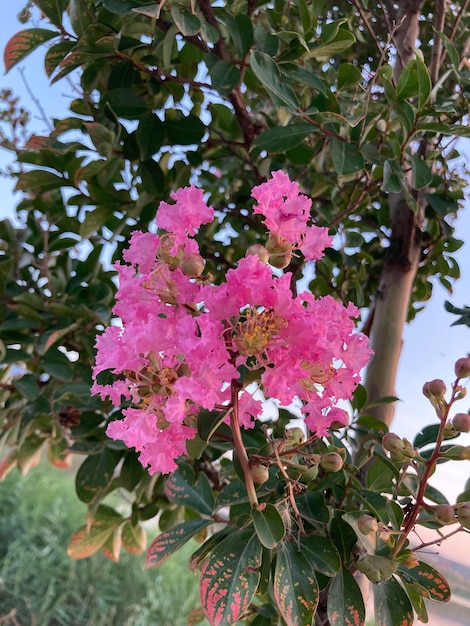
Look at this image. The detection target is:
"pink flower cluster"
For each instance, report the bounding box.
[92,172,372,474]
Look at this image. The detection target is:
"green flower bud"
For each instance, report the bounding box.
[250,462,270,485]
[301,465,319,481]
[320,452,344,473]
[357,514,379,535]
[456,502,470,529]
[285,427,305,446]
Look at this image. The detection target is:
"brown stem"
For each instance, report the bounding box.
[229,379,259,508]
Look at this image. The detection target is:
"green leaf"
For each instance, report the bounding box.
[209,60,241,96]
[14,374,40,400]
[252,123,314,152]
[136,112,165,160]
[252,504,285,549]
[300,535,341,577]
[337,63,363,90]
[308,27,355,58]
[200,530,262,626]
[415,54,432,109]
[35,0,68,27]
[331,138,364,175]
[79,206,115,239]
[42,349,74,381]
[400,580,429,623]
[4,29,59,73]
[327,568,366,626]
[145,519,211,568]
[165,468,215,515]
[165,114,206,145]
[75,448,121,503]
[222,14,253,58]
[273,541,319,626]
[342,511,377,554]
[102,0,151,14]
[250,50,298,110]
[170,6,201,36]
[373,577,413,626]
[381,160,403,193]
[288,67,328,95]
[197,409,230,443]
[398,561,451,603]
[410,155,432,190]
[329,510,358,561]
[356,554,398,583]
[103,88,149,119]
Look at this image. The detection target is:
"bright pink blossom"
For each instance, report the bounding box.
[93,171,371,474]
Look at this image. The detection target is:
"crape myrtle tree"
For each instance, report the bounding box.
[1,0,470,624]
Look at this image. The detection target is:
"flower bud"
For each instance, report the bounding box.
[269,250,292,269]
[320,452,344,473]
[246,244,270,264]
[451,412,470,433]
[358,514,378,535]
[434,504,456,525]
[180,252,205,277]
[456,502,470,529]
[250,462,270,485]
[382,433,405,454]
[401,438,416,459]
[401,553,419,569]
[285,427,305,446]
[422,379,446,399]
[376,119,387,133]
[455,357,470,379]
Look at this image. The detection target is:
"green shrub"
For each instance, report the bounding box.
[0,464,204,626]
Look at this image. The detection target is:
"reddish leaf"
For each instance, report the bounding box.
[146,519,211,569]
[101,527,122,562]
[200,529,262,626]
[4,29,59,73]
[327,568,365,626]
[373,577,413,626]
[122,521,147,555]
[68,525,115,559]
[398,561,451,603]
[274,541,319,626]
[44,40,76,77]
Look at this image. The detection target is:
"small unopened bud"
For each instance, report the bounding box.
[358,515,378,535]
[434,504,456,525]
[320,452,344,473]
[422,379,446,399]
[250,462,270,485]
[246,244,270,264]
[269,250,292,269]
[452,413,470,433]
[401,438,416,459]
[456,502,470,529]
[376,119,387,133]
[285,427,305,446]
[382,433,405,454]
[401,553,419,569]
[180,252,205,277]
[455,357,470,379]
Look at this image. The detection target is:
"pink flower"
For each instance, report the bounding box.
[156,186,214,237]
